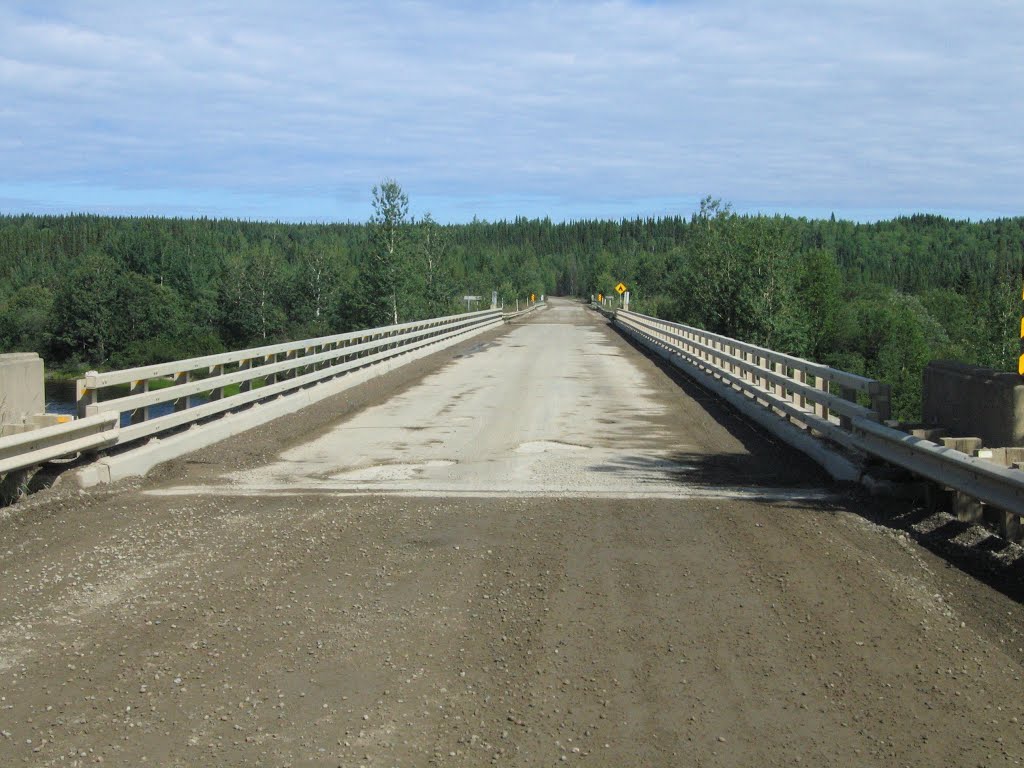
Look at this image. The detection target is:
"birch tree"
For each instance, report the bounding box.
[368,179,410,325]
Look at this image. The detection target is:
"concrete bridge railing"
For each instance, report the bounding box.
[613,309,890,475]
[0,308,505,496]
[76,308,502,445]
[609,306,1024,536]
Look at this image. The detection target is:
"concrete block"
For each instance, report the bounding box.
[973,447,1024,468]
[939,436,983,454]
[909,427,948,441]
[0,353,44,429]
[923,361,1024,447]
[29,414,71,429]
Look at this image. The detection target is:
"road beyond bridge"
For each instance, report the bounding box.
[1,298,1023,766]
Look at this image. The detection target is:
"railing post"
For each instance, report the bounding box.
[793,368,807,411]
[839,385,857,430]
[239,359,252,393]
[870,383,892,422]
[208,364,224,401]
[174,371,190,412]
[814,376,828,421]
[773,360,785,409]
[129,379,150,424]
[76,374,98,419]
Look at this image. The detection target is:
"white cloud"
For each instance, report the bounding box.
[0,0,1022,221]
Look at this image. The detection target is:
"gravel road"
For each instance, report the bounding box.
[1,299,1022,766]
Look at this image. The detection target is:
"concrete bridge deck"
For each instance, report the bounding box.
[1,299,1023,766]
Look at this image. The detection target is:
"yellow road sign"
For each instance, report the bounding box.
[615,282,627,295]
[530,293,535,302]
[597,293,604,302]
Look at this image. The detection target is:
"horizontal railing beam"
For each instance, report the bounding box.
[115,312,502,443]
[83,313,493,417]
[616,316,859,447]
[618,310,879,393]
[609,305,1024,525]
[617,314,878,422]
[83,309,499,389]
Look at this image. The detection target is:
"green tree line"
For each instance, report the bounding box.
[1,189,1022,420]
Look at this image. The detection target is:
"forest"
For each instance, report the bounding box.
[1,184,1022,422]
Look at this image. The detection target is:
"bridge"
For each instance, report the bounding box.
[1,298,1023,765]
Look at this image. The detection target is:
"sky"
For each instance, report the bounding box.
[1,0,1022,224]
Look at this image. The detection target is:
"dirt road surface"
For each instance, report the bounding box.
[1,299,1023,767]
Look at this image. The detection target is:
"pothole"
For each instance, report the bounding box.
[331,460,456,482]
[515,441,590,454]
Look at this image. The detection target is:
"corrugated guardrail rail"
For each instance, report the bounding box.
[0,413,120,476]
[609,307,1024,521]
[501,301,545,321]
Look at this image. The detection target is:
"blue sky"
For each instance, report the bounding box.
[1,0,1022,224]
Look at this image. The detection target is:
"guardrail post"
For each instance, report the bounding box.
[999,510,1022,543]
[0,468,31,505]
[952,491,984,523]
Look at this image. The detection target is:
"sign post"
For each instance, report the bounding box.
[1019,283,1024,376]
[615,282,628,309]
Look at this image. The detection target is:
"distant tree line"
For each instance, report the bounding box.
[1,186,1022,420]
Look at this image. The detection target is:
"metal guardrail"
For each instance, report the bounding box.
[75,309,502,446]
[0,413,119,475]
[851,418,1024,515]
[501,301,545,320]
[607,308,1024,522]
